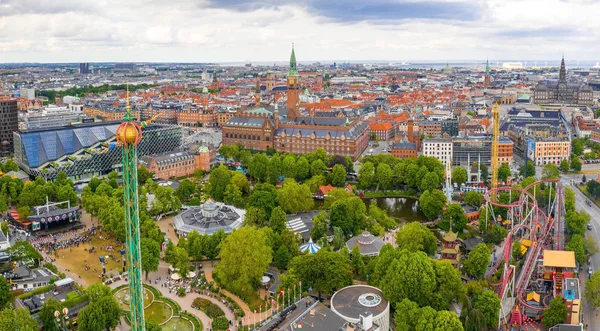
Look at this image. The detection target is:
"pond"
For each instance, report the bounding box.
[162,316,195,331]
[113,287,154,310]
[361,197,426,223]
[144,301,173,325]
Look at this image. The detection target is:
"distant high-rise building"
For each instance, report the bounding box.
[115,63,136,72]
[79,63,90,74]
[0,98,18,156]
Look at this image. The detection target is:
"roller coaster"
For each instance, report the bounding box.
[483,178,563,326]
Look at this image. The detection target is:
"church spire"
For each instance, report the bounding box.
[485,58,490,75]
[559,55,566,82]
[289,43,299,77]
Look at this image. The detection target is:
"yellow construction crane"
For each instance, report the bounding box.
[491,103,500,200]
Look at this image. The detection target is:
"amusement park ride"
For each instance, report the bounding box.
[482,105,565,328]
[115,86,162,331]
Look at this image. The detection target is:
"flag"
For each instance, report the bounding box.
[299,281,302,286]
[280,290,284,295]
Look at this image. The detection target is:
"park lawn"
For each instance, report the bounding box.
[52,233,124,285]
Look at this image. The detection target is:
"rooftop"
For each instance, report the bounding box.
[330,285,389,320]
[543,250,576,268]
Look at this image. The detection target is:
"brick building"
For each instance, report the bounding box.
[83,106,141,121]
[221,46,369,159]
[391,141,417,159]
[369,122,394,141]
[140,147,214,180]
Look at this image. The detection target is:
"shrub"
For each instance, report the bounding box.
[177,287,186,297]
[192,298,225,317]
[213,317,230,331]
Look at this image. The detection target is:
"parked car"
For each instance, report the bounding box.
[588,223,593,230]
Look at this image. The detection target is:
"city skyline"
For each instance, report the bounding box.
[1,0,600,63]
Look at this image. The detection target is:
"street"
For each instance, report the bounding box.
[561,174,600,329]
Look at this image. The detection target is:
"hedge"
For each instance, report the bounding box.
[213,317,230,331]
[17,284,54,299]
[180,312,203,331]
[192,298,225,318]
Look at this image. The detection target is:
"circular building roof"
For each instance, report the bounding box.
[357,231,375,245]
[330,285,389,320]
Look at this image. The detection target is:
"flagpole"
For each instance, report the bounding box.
[300,281,302,300]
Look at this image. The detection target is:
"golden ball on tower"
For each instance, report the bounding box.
[117,122,141,146]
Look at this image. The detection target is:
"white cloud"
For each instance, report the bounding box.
[0,0,597,62]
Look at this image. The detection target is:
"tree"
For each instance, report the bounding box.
[287,250,352,300]
[138,165,154,184]
[395,222,437,255]
[586,234,599,256]
[419,189,446,220]
[274,245,293,271]
[420,172,440,192]
[479,163,489,181]
[519,161,536,177]
[223,184,244,207]
[17,206,31,222]
[214,226,272,296]
[141,238,161,279]
[145,319,163,331]
[572,138,585,155]
[542,163,560,179]
[231,171,250,193]
[542,295,568,327]
[434,311,464,331]
[587,180,600,198]
[473,290,500,329]
[358,162,375,188]
[7,241,42,267]
[207,165,231,201]
[175,179,195,202]
[267,155,281,184]
[375,163,392,190]
[330,164,347,187]
[463,243,490,279]
[564,186,576,213]
[0,307,39,331]
[248,183,278,217]
[585,272,600,308]
[565,210,590,236]
[79,296,122,331]
[560,158,570,172]
[512,239,523,260]
[310,159,327,177]
[330,197,366,235]
[269,206,287,234]
[497,163,511,182]
[282,155,297,179]
[39,298,63,331]
[452,166,467,185]
[430,259,465,311]
[86,283,113,303]
[296,156,310,181]
[276,179,313,214]
[351,244,366,277]
[464,190,483,208]
[571,157,582,172]
[566,234,586,265]
[248,153,269,182]
[310,211,329,241]
[441,203,468,233]
[332,226,345,250]
[0,276,10,310]
[165,245,190,276]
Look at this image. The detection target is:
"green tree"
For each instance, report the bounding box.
[223,184,244,207]
[310,211,329,241]
[420,171,440,192]
[141,238,161,279]
[0,307,39,331]
[350,244,366,277]
[165,245,190,276]
[379,249,436,307]
[276,179,313,214]
[434,311,464,331]
[207,165,232,201]
[145,319,163,331]
[330,164,347,187]
[175,179,195,202]
[419,189,446,220]
[248,183,278,217]
[585,272,600,308]
[560,158,570,172]
[248,153,269,182]
[430,259,465,311]
[375,163,392,190]
[0,276,10,309]
[244,207,267,227]
[464,190,483,208]
[330,197,367,235]
[214,226,272,296]
[564,186,576,212]
[565,210,590,236]
[310,159,327,177]
[441,203,468,233]
[358,161,375,188]
[512,239,523,260]
[395,221,437,255]
[463,243,491,279]
[296,156,310,181]
[7,241,42,267]
[566,234,586,265]
[497,163,511,182]
[542,295,568,327]
[586,233,599,256]
[332,226,346,251]
[231,171,250,193]
[267,155,281,184]
[269,206,287,234]
[79,296,122,331]
[138,165,154,184]
[86,283,113,303]
[39,298,63,331]
[572,138,585,155]
[542,163,560,179]
[287,250,352,300]
[274,245,293,271]
[473,290,500,329]
[571,157,582,172]
[282,155,297,179]
[519,161,536,177]
[452,166,468,185]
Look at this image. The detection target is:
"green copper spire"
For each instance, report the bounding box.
[485,59,490,75]
[123,83,134,122]
[289,43,299,77]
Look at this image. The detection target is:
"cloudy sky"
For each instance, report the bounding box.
[0,0,598,63]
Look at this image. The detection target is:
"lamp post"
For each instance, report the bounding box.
[53,308,69,331]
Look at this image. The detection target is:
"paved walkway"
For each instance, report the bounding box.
[110,261,237,330]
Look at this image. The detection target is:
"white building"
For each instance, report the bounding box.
[422,138,453,167]
[20,88,36,100]
[0,228,9,251]
[330,285,390,331]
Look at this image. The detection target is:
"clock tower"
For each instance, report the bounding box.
[287,44,300,120]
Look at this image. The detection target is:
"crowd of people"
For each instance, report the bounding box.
[32,230,93,254]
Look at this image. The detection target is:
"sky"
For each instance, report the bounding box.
[0,0,599,63]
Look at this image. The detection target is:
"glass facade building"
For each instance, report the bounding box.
[14,121,182,181]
